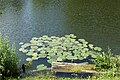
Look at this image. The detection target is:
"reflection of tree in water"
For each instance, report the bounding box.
[64,0,120,54]
[0,0,22,13]
[0,0,5,14]
[32,0,61,9]
[32,0,52,9]
[9,0,22,11]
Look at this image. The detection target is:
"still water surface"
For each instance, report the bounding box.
[0,0,120,64]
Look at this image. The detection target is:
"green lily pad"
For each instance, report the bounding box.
[66,55,78,60]
[26,58,32,61]
[57,57,63,61]
[47,59,56,64]
[32,57,39,60]
[19,42,24,45]
[26,51,33,56]
[78,39,85,42]
[37,64,47,71]
[94,47,102,51]
[38,54,47,58]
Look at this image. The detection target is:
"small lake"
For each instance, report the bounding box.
[0,0,120,64]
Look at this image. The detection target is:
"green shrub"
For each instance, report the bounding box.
[0,35,19,78]
[93,48,120,75]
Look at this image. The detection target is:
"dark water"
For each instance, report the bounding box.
[0,0,120,64]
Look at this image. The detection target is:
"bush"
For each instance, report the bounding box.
[0,35,19,78]
[93,48,120,75]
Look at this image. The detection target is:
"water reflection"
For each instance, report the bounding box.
[0,0,120,57]
[64,0,120,54]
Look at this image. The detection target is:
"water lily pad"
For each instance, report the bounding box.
[21,49,29,53]
[94,47,102,51]
[37,64,47,71]
[88,44,94,49]
[57,57,63,61]
[26,51,33,56]
[47,59,56,64]
[19,42,24,45]
[31,46,38,49]
[19,34,103,70]
[66,55,78,60]
[32,57,39,60]
[78,39,85,42]
[38,54,46,58]
[26,58,32,61]
[19,48,24,52]
[32,53,38,57]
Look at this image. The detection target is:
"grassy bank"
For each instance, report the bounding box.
[6,75,120,80]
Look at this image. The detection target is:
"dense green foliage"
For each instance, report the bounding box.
[5,74,120,80]
[0,35,19,78]
[93,49,120,75]
[19,34,102,70]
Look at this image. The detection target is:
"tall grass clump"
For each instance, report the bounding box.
[0,35,19,79]
[93,48,120,76]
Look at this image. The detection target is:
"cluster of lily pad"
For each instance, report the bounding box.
[19,34,102,70]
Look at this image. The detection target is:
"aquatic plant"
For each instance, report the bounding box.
[19,34,102,70]
[0,35,19,78]
[92,48,120,75]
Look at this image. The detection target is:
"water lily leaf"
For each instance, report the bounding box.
[78,39,85,42]
[19,42,24,45]
[81,52,89,58]
[57,57,63,61]
[65,35,70,38]
[19,34,103,69]
[31,46,38,49]
[77,56,84,60]
[32,57,39,60]
[94,47,102,51]
[32,53,38,57]
[56,52,63,56]
[40,50,46,54]
[36,43,43,46]
[32,37,38,40]
[21,43,30,48]
[82,44,88,47]
[29,49,35,52]
[88,44,94,49]
[21,49,29,53]
[73,50,79,54]
[42,35,48,38]
[83,48,89,51]
[97,47,102,51]
[19,48,24,52]
[74,41,79,44]
[38,54,47,58]
[26,51,33,56]
[37,48,41,51]
[47,59,56,64]
[26,58,32,61]
[66,55,77,60]
[37,64,47,71]
[70,34,76,38]
[51,36,57,39]
[83,41,88,45]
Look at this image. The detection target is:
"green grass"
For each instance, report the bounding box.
[4,74,120,80]
[22,75,120,80]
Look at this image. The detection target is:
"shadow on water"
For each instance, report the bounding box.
[64,0,120,54]
[55,72,93,78]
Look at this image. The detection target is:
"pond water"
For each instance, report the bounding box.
[0,0,120,65]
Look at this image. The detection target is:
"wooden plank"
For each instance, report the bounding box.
[52,62,95,73]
